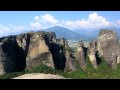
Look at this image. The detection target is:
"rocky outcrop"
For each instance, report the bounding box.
[1,29,120,74]
[25,32,76,71]
[0,31,76,74]
[97,30,120,69]
[87,41,97,69]
[26,32,54,69]
[76,40,86,70]
[49,38,76,71]
[76,29,120,69]
[64,40,76,71]
[0,36,26,74]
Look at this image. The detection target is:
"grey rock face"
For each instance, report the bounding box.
[50,38,76,71]
[0,37,20,74]
[87,41,97,69]
[0,31,76,74]
[24,32,76,71]
[16,33,30,57]
[26,32,54,69]
[97,30,120,69]
[64,40,76,71]
[76,40,86,70]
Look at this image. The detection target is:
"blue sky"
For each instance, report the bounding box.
[0,11,120,37]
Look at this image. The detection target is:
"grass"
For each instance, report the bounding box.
[1,56,120,79]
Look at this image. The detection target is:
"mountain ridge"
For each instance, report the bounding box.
[43,26,84,40]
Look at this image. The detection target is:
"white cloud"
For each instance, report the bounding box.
[0,12,120,37]
[30,14,58,29]
[0,24,27,37]
[40,14,58,24]
[0,24,11,36]
[29,13,114,30]
[88,12,110,27]
[34,16,40,22]
[30,22,42,30]
[60,12,110,30]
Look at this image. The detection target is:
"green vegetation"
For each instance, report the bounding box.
[1,56,120,79]
[0,71,26,79]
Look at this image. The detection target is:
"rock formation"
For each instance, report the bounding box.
[76,40,86,70]
[0,36,25,74]
[76,29,120,69]
[97,30,120,69]
[87,40,97,69]
[64,40,76,71]
[0,29,120,75]
[0,31,76,74]
[26,32,54,69]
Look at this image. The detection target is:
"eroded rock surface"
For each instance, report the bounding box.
[97,30,120,69]
[87,41,97,69]
[0,31,76,74]
[76,40,86,70]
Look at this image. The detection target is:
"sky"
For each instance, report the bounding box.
[0,11,120,36]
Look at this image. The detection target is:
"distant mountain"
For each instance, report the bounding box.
[43,26,120,41]
[43,26,84,40]
[74,27,120,40]
[73,28,99,41]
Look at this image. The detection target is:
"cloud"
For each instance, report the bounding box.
[0,24,27,37]
[30,14,58,29]
[29,13,112,30]
[88,12,110,27]
[0,24,11,36]
[60,12,110,30]
[0,12,120,37]
[34,16,40,22]
[40,14,58,24]
[30,22,42,30]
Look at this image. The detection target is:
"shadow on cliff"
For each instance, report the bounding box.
[14,42,26,72]
[84,47,88,61]
[50,43,66,71]
[14,34,30,72]
[95,51,102,65]
[1,40,26,72]
[83,47,101,65]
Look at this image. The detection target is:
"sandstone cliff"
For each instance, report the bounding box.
[97,30,120,69]
[76,29,120,69]
[0,31,76,74]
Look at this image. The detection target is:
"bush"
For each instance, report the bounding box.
[0,64,60,79]
[0,72,25,79]
[1,59,120,79]
[27,64,58,74]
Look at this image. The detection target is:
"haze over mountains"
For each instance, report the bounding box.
[43,26,82,40]
[43,26,120,41]
[0,25,120,41]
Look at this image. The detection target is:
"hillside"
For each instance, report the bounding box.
[43,26,83,40]
[74,27,120,40]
